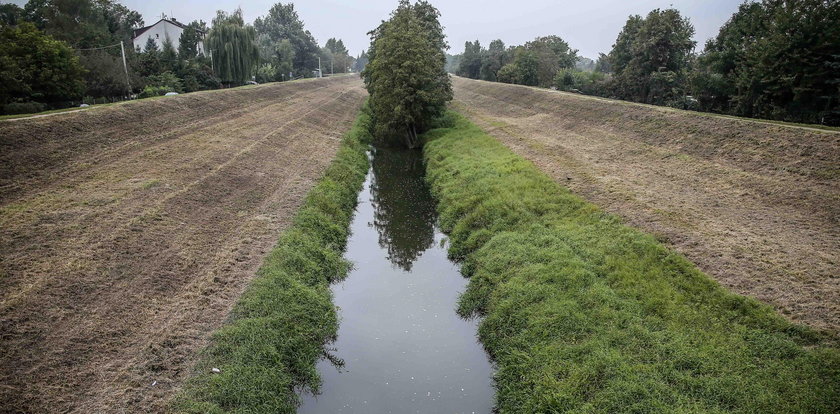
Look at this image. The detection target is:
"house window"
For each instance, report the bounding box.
[156,34,159,39]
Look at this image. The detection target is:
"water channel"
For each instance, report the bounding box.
[299,147,495,413]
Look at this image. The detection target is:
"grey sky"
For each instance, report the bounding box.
[8,0,744,58]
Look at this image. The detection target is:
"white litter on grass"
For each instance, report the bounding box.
[211,367,221,374]
[79,103,90,108]
[165,92,179,96]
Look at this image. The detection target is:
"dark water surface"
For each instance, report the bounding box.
[298,148,495,413]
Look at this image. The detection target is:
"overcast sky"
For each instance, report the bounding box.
[8,0,744,58]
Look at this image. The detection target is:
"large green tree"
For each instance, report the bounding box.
[20,0,144,99]
[363,0,452,148]
[23,0,142,48]
[323,38,353,73]
[0,22,86,107]
[523,35,577,87]
[206,9,260,85]
[0,3,23,26]
[254,3,320,76]
[457,40,483,79]
[693,0,840,124]
[178,20,207,59]
[479,39,507,82]
[485,36,574,87]
[608,9,695,105]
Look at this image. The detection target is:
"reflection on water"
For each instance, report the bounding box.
[370,147,437,271]
[298,147,495,414]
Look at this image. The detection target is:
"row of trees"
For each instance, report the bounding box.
[363,0,451,148]
[454,1,840,125]
[457,36,576,88]
[0,0,359,114]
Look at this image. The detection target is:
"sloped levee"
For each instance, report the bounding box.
[0,76,366,413]
[422,112,840,412]
[174,109,371,412]
[451,76,840,333]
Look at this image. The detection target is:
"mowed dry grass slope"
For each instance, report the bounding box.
[452,76,840,334]
[0,76,366,413]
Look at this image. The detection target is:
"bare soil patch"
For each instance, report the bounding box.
[0,76,366,413]
[452,76,840,334]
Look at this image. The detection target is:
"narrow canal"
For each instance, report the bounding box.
[299,147,495,413]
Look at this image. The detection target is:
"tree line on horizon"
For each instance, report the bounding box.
[0,0,367,115]
[450,0,839,126]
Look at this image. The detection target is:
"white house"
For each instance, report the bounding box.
[132,18,206,56]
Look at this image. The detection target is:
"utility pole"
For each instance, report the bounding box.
[331,59,334,75]
[318,56,322,77]
[120,41,132,96]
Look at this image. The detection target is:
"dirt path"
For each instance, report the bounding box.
[0,76,367,413]
[452,76,840,335]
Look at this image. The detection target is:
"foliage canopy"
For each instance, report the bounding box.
[207,9,260,85]
[0,22,85,107]
[362,0,452,148]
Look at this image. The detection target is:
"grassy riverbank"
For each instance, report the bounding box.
[423,113,840,413]
[175,109,371,413]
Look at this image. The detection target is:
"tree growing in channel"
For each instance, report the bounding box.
[363,0,452,148]
[207,9,260,85]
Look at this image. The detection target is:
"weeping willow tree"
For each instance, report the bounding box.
[207,9,259,85]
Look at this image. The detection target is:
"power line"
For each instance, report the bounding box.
[73,43,122,52]
[72,41,133,96]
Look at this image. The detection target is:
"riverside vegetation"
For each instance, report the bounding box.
[175,108,371,413]
[422,112,840,412]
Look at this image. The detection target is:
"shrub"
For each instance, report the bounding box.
[143,71,184,93]
[2,101,46,115]
[496,63,520,84]
[138,85,169,99]
[554,68,608,95]
[255,63,277,83]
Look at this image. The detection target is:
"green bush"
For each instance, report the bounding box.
[143,71,184,93]
[174,105,371,413]
[137,86,169,99]
[423,112,840,413]
[255,63,277,84]
[496,63,520,84]
[554,68,608,95]
[2,101,47,115]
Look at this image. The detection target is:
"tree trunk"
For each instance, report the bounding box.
[405,124,419,149]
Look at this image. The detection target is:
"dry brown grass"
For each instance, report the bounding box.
[0,76,367,413]
[452,76,840,335]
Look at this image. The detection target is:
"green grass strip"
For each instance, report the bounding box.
[422,112,840,413]
[174,107,371,413]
